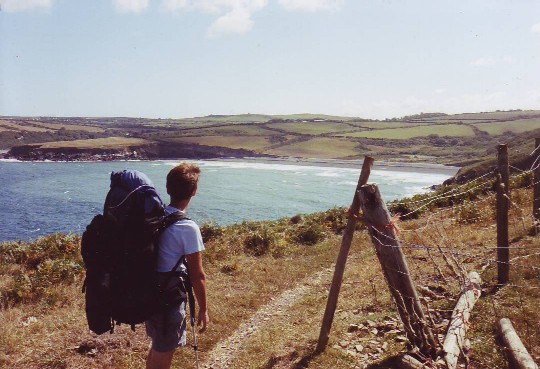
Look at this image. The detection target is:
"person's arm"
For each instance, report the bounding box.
[185,251,209,332]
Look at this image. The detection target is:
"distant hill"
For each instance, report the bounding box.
[2,110,540,170]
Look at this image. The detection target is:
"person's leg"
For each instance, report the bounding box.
[146,348,174,369]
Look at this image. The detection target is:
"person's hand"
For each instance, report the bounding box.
[198,309,209,333]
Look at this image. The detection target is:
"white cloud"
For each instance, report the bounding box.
[532,22,540,34]
[207,7,254,37]
[113,0,149,13]
[162,0,268,37]
[0,0,53,12]
[279,0,343,12]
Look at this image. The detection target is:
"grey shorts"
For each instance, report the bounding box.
[145,300,187,352]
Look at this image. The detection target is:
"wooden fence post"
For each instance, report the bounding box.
[533,138,540,226]
[357,184,437,357]
[316,156,374,353]
[497,144,510,286]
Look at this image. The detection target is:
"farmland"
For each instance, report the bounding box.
[2,110,540,167]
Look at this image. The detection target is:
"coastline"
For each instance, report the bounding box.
[0,155,460,176]
[217,156,460,175]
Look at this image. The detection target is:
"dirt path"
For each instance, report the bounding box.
[202,267,335,369]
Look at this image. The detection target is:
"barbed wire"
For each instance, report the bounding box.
[390,169,496,207]
[368,228,540,273]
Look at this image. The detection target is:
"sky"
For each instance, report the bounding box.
[1,0,539,120]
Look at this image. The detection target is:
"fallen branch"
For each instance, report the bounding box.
[442,271,482,369]
[498,318,539,369]
[396,354,428,369]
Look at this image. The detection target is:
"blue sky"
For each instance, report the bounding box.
[1,0,539,119]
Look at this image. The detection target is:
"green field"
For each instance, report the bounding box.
[337,124,476,139]
[172,135,272,151]
[0,120,53,132]
[349,121,429,129]
[266,122,357,135]
[473,119,540,135]
[40,137,150,149]
[174,124,278,137]
[444,110,540,121]
[3,110,540,164]
[267,137,359,158]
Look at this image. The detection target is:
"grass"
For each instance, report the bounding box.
[39,137,151,149]
[30,122,106,133]
[172,124,278,137]
[0,120,53,133]
[338,124,476,139]
[265,122,358,135]
[1,174,539,368]
[5,110,540,164]
[350,122,430,129]
[170,135,272,151]
[473,119,540,135]
[266,137,360,159]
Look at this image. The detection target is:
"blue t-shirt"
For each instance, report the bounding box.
[155,205,205,273]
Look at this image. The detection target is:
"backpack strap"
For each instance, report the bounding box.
[160,211,191,273]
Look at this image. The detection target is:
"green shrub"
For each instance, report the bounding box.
[291,222,327,245]
[200,222,224,243]
[243,225,278,256]
[455,200,482,224]
[0,234,83,307]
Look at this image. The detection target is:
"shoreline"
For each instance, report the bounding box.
[0,155,460,176]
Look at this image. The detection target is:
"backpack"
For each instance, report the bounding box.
[81,170,190,335]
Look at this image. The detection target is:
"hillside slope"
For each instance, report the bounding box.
[1,174,538,369]
[3,110,540,165]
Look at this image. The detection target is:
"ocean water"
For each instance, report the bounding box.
[0,160,457,242]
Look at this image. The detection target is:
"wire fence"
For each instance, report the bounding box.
[356,140,540,368]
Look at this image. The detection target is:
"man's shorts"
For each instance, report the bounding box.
[145,300,187,352]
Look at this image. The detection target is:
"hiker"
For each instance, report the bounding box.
[146,163,209,369]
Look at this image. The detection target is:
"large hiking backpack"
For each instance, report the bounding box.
[81,170,189,335]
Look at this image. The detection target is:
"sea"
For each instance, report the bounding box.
[0,159,458,242]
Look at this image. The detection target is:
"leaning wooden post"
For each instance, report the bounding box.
[533,138,540,227]
[442,271,482,369]
[316,156,374,353]
[498,318,539,369]
[497,144,510,286]
[358,184,437,357]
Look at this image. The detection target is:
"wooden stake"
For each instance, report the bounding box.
[315,156,374,353]
[442,271,482,369]
[497,144,510,286]
[498,318,539,369]
[533,138,540,226]
[357,184,437,357]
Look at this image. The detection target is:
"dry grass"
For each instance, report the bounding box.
[266,137,359,159]
[338,124,476,139]
[30,122,106,133]
[1,184,539,369]
[39,137,150,149]
[0,120,53,133]
[171,136,272,151]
